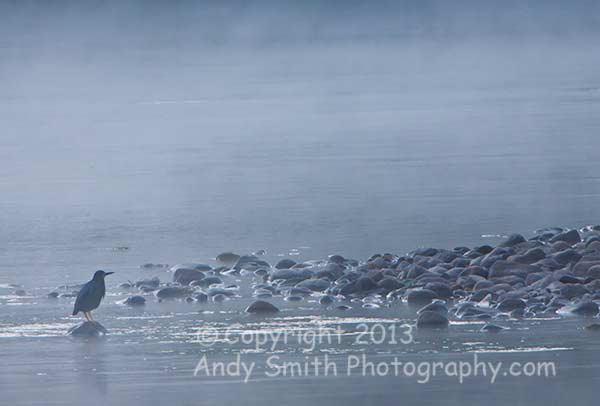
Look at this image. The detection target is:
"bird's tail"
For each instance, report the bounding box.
[72,309,78,316]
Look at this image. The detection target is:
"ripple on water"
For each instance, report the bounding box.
[467,347,573,353]
[0,322,72,338]
[116,315,174,320]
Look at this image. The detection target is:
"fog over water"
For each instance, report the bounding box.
[1,2,600,405]
[2,1,600,286]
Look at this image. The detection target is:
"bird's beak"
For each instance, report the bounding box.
[105,272,114,276]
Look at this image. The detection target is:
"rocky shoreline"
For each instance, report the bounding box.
[51,225,600,335]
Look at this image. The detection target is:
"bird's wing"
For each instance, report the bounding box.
[73,281,94,314]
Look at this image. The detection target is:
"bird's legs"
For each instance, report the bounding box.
[88,311,94,321]
[83,311,91,321]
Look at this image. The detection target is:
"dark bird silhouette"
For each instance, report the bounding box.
[72,270,114,321]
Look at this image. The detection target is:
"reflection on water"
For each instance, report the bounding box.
[73,340,109,396]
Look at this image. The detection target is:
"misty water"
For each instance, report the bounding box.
[2,2,600,405]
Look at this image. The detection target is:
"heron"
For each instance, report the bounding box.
[72,270,114,321]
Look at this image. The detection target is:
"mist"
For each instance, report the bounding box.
[1,0,600,281]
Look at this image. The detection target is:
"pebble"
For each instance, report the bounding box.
[496,298,526,312]
[123,295,146,306]
[480,323,506,333]
[156,286,192,299]
[68,321,108,337]
[319,295,335,305]
[275,259,297,269]
[417,301,448,315]
[212,293,227,302]
[193,292,208,302]
[416,311,449,328]
[173,269,205,285]
[246,300,280,314]
[406,289,438,306]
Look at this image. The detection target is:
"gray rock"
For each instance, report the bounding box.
[246,300,280,314]
[212,293,228,302]
[470,289,494,302]
[173,268,205,285]
[496,298,526,312]
[328,255,346,264]
[355,276,378,292]
[253,289,273,299]
[134,277,160,289]
[140,263,168,269]
[316,263,345,280]
[573,261,600,277]
[205,287,236,297]
[319,295,335,305]
[270,268,313,282]
[189,279,206,287]
[564,301,599,316]
[550,229,581,245]
[123,295,146,306]
[560,284,589,300]
[275,259,297,269]
[456,305,495,320]
[405,264,428,279]
[286,286,312,296]
[423,282,452,299]
[234,255,270,271]
[417,301,448,315]
[559,275,584,284]
[156,286,192,299]
[362,303,381,310]
[254,268,269,277]
[436,250,459,263]
[474,245,494,255]
[488,261,540,279]
[480,323,506,333]
[473,280,495,291]
[193,292,208,302]
[587,265,600,279]
[551,249,581,266]
[284,295,303,302]
[216,252,240,264]
[170,263,212,272]
[377,277,404,291]
[413,247,439,257]
[499,234,526,247]
[339,277,377,296]
[416,311,449,328]
[67,321,108,337]
[509,248,546,264]
[452,257,471,268]
[406,289,438,306]
[196,276,223,287]
[295,278,330,292]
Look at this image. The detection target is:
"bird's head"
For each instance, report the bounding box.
[93,270,114,280]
